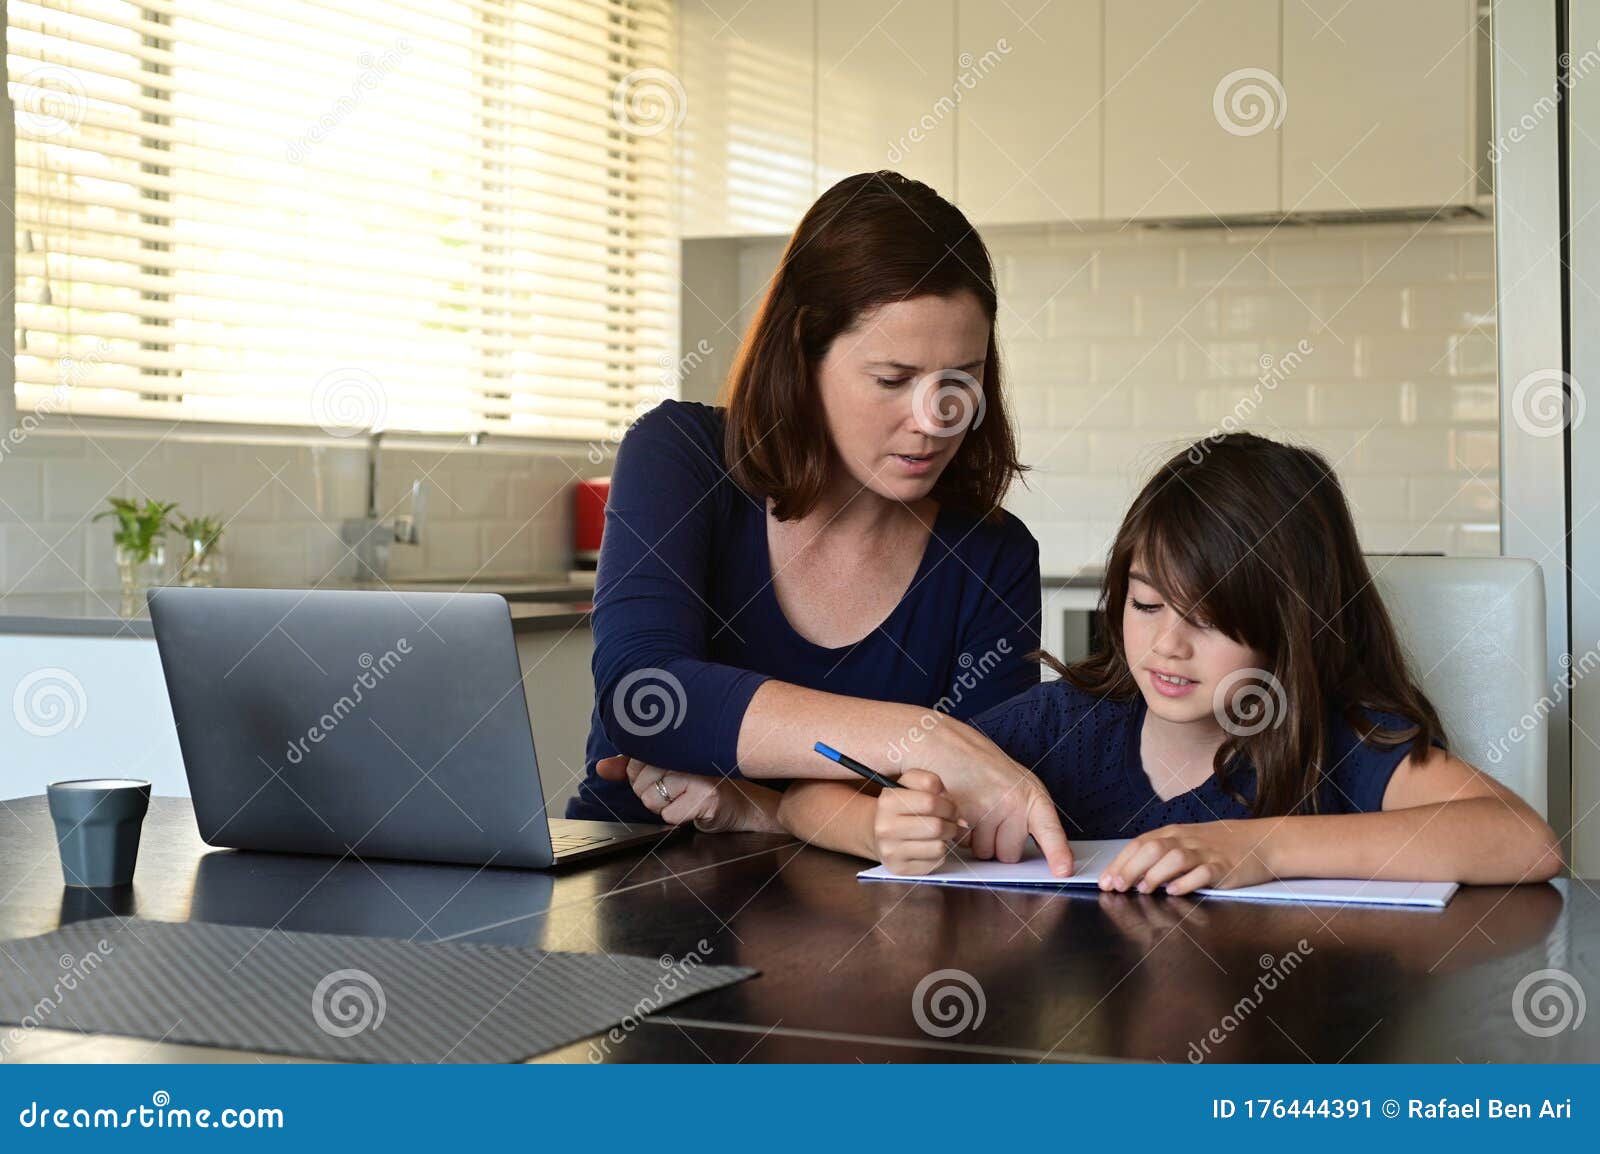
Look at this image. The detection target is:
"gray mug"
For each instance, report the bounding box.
[46,779,152,888]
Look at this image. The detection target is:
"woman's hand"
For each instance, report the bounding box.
[917,720,1075,875]
[594,755,782,833]
[872,770,970,876]
[1099,819,1280,896]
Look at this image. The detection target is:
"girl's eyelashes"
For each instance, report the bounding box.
[872,375,910,388]
[1129,594,1214,629]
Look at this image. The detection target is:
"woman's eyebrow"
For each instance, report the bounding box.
[866,358,986,372]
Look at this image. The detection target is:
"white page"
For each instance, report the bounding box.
[857,838,1458,909]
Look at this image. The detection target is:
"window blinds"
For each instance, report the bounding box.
[8,0,677,440]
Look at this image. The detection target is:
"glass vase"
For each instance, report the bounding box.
[115,541,166,617]
[176,538,224,588]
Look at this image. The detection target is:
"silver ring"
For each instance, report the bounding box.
[655,778,673,802]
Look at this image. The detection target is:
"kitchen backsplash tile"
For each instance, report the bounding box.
[0,430,604,593]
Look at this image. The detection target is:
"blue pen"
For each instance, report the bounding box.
[813,741,903,789]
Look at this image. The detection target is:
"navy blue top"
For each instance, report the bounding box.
[569,400,1042,823]
[971,680,1431,838]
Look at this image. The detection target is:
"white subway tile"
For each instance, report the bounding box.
[1003,249,1096,303]
[1219,292,1319,336]
[1356,333,1455,380]
[1411,473,1499,522]
[1049,295,1137,339]
[1138,291,1220,339]
[1448,331,1498,377]
[1403,282,1496,330]
[3,522,86,593]
[1313,285,1407,334]
[42,456,130,522]
[1450,428,1499,472]
[1092,338,1183,386]
[1046,383,1135,430]
[1364,233,1459,282]
[1459,233,1495,280]
[1268,239,1364,285]
[1096,244,1179,290]
[0,460,44,521]
[1182,245,1272,288]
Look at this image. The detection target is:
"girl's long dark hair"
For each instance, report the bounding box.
[1051,433,1446,817]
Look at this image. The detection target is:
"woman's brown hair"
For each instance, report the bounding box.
[1051,432,1446,817]
[721,170,1023,521]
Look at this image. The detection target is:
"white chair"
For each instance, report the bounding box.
[1369,555,1548,815]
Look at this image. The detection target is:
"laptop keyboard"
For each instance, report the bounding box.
[550,833,608,852]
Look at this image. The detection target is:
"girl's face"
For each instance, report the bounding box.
[1121,559,1268,729]
[813,291,990,506]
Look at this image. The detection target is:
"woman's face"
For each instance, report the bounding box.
[1121,559,1269,730]
[813,291,991,506]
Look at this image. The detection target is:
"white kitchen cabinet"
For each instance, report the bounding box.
[817,0,957,197]
[1282,0,1478,212]
[677,0,818,238]
[1104,0,1282,220]
[955,0,1102,225]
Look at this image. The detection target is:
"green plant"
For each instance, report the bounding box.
[171,512,225,554]
[93,497,179,563]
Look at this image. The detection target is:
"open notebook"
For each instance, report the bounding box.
[858,838,1458,909]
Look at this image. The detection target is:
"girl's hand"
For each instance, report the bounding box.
[872,769,970,876]
[595,755,776,833]
[1099,820,1281,896]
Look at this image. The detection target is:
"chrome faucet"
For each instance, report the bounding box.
[341,431,425,582]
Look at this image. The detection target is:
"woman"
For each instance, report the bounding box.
[568,171,1073,874]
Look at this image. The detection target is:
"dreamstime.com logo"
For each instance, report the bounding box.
[886,639,1014,766]
[311,367,388,437]
[17,1091,283,1131]
[1211,667,1286,738]
[0,940,116,1060]
[911,968,986,1039]
[13,668,87,737]
[911,369,985,439]
[311,968,387,1038]
[16,64,87,138]
[586,940,715,1061]
[1510,368,1585,438]
[612,67,686,137]
[612,667,687,738]
[1512,968,1586,1038]
[1212,67,1287,137]
[1188,941,1313,1062]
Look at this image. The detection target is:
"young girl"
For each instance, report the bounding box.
[777,433,1564,892]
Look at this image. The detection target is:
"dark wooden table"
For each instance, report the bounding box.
[1,797,1593,1063]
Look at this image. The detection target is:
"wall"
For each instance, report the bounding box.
[685,217,1499,574]
[0,429,606,594]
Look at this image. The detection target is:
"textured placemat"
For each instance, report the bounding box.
[0,918,753,1063]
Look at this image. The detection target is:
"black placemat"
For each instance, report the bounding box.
[0,918,753,1063]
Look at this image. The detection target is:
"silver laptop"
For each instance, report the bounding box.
[148,585,679,868]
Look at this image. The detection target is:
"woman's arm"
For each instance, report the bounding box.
[1102,749,1563,893]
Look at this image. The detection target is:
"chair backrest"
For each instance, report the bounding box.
[1368,555,1548,815]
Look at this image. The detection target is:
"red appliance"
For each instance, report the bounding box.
[573,478,610,569]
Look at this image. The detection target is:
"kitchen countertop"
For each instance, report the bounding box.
[1042,569,1104,589]
[0,578,595,639]
[3,570,1098,640]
